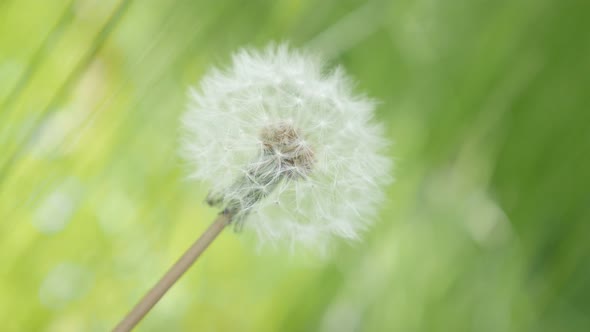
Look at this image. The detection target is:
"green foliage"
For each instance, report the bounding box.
[1,0,588,331]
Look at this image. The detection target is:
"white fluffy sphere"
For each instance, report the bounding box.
[182,44,391,251]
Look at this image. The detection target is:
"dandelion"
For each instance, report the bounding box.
[115,44,391,331]
[183,44,391,249]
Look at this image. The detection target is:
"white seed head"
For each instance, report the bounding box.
[182,44,392,251]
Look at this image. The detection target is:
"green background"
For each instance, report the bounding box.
[1,0,589,331]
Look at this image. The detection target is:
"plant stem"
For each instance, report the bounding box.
[113,211,232,332]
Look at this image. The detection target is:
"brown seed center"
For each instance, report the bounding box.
[259,121,314,179]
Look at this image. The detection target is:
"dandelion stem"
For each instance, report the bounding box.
[113,210,233,332]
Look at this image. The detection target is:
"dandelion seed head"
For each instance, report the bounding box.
[182,43,392,252]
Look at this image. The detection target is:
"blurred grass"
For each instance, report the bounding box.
[1,0,589,331]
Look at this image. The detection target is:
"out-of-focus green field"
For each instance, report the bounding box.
[1,0,589,331]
